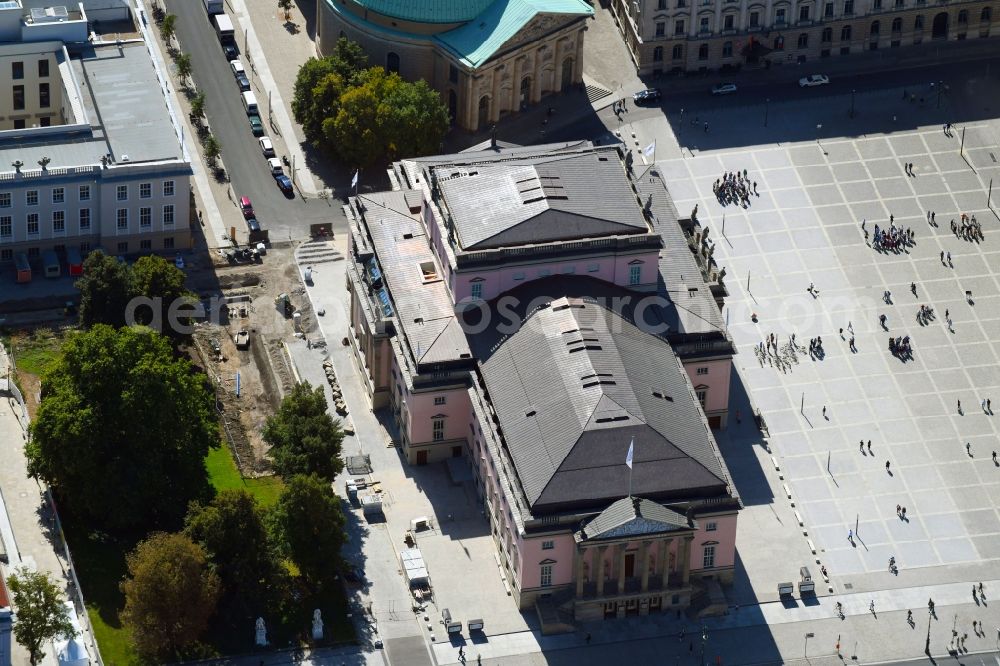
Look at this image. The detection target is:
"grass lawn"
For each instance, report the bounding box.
[205,445,284,508]
[10,328,66,376]
[62,522,139,666]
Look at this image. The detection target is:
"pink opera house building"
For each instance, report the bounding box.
[344,140,742,623]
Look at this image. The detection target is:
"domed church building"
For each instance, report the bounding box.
[316,0,593,131]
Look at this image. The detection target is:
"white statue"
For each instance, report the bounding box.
[255,617,267,647]
[312,608,324,641]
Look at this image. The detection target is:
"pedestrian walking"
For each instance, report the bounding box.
[886,460,891,472]
[849,336,856,352]
[988,398,992,412]
[932,211,936,223]
[586,633,591,644]
[870,600,875,614]
[941,250,945,263]
[703,121,708,133]
[947,251,952,264]
[908,609,913,623]
[958,399,962,414]
[983,398,988,412]
[868,440,873,454]
[848,528,854,541]
[911,281,917,296]
[860,441,865,454]
[848,321,854,333]
[823,406,828,418]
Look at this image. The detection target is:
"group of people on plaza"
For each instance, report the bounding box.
[862,219,915,253]
[951,213,983,243]
[888,335,912,360]
[712,169,757,207]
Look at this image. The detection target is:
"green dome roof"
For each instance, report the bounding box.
[353,0,496,23]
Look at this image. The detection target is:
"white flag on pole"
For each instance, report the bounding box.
[643,141,656,157]
[625,437,634,469]
[351,170,359,189]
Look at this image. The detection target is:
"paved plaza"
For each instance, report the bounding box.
[659,113,1000,598]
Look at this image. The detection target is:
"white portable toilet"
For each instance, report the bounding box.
[292,311,302,333]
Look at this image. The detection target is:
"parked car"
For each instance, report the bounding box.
[267,157,284,176]
[275,174,293,194]
[223,42,238,61]
[235,71,250,91]
[248,113,264,136]
[174,253,185,269]
[632,88,661,104]
[239,196,254,219]
[246,217,260,233]
[259,137,275,158]
[799,74,830,87]
[711,83,738,95]
[230,59,245,77]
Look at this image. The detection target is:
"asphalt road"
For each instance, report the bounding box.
[639,54,1000,115]
[164,1,341,239]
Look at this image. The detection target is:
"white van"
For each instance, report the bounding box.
[241,91,258,115]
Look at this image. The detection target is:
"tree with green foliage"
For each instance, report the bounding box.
[292,38,367,144]
[176,52,192,83]
[76,250,131,328]
[326,68,449,167]
[120,532,220,660]
[183,489,285,626]
[26,325,218,532]
[263,381,344,480]
[160,13,176,43]
[191,91,206,118]
[7,569,76,666]
[75,251,193,333]
[203,134,221,163]
[128,254,195,332]
[268,474,346,586]
[278,0,292,19]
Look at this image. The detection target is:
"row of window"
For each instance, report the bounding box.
[0,182,175,208]
[10,83,50,111]
[536,541,720,588]
[0,206,175,238]
[652,3,990,38]
[8,117,54,130]
[11,60,50,80]
[0,236,175,262]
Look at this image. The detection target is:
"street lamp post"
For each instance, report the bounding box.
[804,632,814,658]
[764,98,770,126]
[850,89,856,118]
[936,80,943,108]
[700,625,708,666]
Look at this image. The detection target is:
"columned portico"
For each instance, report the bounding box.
[571,497,698,622]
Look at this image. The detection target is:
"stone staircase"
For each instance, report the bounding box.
[585,83,613,104]
[295,239,343,265]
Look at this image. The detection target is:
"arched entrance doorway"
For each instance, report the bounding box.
[448,90,457,125]
[932,11,948,38]
[561,58,574,90]
[477,95,490,130]
[520,76,532,109]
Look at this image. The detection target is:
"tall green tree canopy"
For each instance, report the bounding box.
[292,38,448,166]
[129,254,196,332]
[292,38,367,144]
[77,250,131,328]
[262,381,344,480]
[26,325,218,532]
[7,569,76,666]
[120,532,220,660]
[183,490,285,625]
[76,251,193,335]
[326,68,449,167]
[268,474,346,587]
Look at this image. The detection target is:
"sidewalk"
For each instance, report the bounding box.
[430,578,1000,665]
[0,347,101,666]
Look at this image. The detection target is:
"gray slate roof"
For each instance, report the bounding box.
[465,276,732,513]
[635,166,726,336]
[581,497,691,541]
[427,144,649,250]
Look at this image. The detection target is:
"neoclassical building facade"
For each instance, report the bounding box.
[316,0,592,131]
[610,0,999,74]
